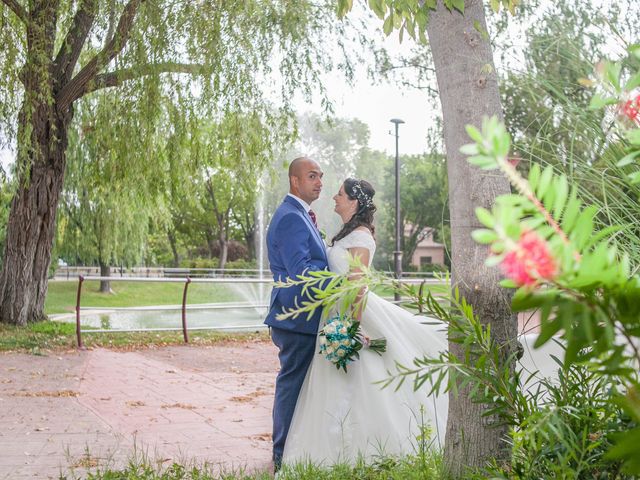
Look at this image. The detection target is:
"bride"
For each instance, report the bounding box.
[282,178,449,466]
[282,178,560,467]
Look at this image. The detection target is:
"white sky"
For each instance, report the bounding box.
[293,28,437,156]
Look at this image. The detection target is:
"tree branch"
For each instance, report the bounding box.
[2,0,27,23]
[56,0,144,112]
[53,0,98,88]
[79,62,209,97]
[54,0,98,86]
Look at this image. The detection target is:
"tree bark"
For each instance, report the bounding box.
[99,262,111,293]
[0,1,72,325]
[167,229,180,268]
[217,235,228,270]
[426,0,517,475]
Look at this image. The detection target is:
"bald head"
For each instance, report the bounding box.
[288,156,323,205]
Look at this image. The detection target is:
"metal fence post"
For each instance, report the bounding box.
[76,275,85,349]
[181,277,192,343]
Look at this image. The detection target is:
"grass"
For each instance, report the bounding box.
[62,450,443,480]
[45,280,251,315]
[0,320,269,353]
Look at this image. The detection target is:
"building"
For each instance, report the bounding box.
[407,226,446,269]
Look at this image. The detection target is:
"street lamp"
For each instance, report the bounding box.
[390,118,404,302]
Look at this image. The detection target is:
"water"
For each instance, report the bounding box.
[59,302,269,331]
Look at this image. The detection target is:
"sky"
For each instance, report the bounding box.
[292,23,437,156]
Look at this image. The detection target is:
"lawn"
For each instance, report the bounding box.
[45,279,255,314]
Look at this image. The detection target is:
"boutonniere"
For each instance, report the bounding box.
[319,229,327,240]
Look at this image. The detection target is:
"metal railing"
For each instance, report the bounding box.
[73,275,273,349]
[56,265,444,280]
[72,274,444,349]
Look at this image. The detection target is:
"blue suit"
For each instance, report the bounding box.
[265,195,328,465]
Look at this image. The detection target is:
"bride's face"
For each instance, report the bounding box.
[333,185,357,220]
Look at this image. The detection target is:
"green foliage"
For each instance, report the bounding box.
[337,0,518,43]
[473,366,632,479]
[0,171,12,267]
[498,1,640,267]
[461,105,640,473]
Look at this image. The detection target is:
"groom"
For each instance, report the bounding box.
[265,156,327,469]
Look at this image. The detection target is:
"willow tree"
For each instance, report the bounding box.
[58,90,169,292]
[0,0,354,325]
[339,0,518,475]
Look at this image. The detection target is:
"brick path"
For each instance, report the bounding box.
[0,341,279,479]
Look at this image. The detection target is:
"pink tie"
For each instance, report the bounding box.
[308,210,318,228]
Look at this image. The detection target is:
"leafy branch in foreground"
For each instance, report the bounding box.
[273,256,375,322]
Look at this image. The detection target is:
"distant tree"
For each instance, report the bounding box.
[0,0,359,324]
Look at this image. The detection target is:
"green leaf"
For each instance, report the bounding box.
[368,0,386,18]
[468,155,499,170]
[589,93,619,110]
[451,0,464,13]
[617,151,640,167]
[536,165,554,198]
[471,229,497,244]
[382,14,394,35]
[460,143,478,155]
[571,206,598,249]
[552,174,568,219]
[625,71,640,91]
[465,125,484,143]
[560,189,581,232]
[528,163,541,191]
[475,207,495,228]
[626,129,640,146]
[473,20,489,41]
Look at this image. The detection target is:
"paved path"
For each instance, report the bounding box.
[0,340,279,479]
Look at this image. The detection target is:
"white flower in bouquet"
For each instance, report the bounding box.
[317,315,387,373]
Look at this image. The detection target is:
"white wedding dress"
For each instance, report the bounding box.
[282,229,561,466]
[282,229,449,466]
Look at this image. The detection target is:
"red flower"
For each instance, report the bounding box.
[620,96,640,124]
[500,230,557,287]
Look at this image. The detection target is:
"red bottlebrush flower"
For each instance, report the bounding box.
[620,98,640,124]
[500,230,557,287]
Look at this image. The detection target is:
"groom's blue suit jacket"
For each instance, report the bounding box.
[264,196,328,335]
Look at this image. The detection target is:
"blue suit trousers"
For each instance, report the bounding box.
[270,326,317,464]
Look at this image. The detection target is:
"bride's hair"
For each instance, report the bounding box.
[330,178,377,246]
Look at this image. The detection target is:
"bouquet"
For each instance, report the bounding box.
[318,315,386,372]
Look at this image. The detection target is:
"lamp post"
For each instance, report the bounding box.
[390,118,404,302]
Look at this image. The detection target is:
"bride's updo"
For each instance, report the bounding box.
[330,178,377,246]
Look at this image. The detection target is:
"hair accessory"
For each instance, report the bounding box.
[351,181,374,208]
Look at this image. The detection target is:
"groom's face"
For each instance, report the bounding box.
[291,160,323,204]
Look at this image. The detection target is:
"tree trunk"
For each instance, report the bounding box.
[245,228,256,261]
[426,0,517,475]
[167,229,180,267]
[217,235,228,270]
[0,3,72,325]
[99,262,111,293]
[0,110,72,325]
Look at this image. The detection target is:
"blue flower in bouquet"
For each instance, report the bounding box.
[318,315,386,373]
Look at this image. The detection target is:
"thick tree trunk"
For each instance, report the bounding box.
[0,1,72,325]
[99,262,111,293]
[426,0,517,475]
[0,109,71,325]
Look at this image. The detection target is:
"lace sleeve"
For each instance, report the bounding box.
[341,230,376,255]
